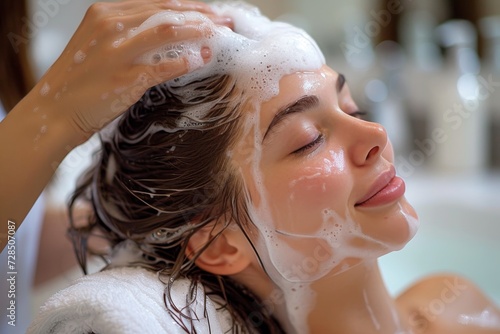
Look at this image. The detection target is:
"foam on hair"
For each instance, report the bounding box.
[133,1,325,103]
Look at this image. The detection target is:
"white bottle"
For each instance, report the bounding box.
[429,20,488,175]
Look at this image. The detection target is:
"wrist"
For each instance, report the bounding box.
[14,91,91,156]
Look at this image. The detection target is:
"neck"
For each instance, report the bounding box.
[238,259,413,334]
[306,260,411,333]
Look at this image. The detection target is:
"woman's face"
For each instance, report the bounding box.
[231,65,418,283]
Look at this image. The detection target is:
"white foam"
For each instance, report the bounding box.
[400,203,419,240]
[132,3,324,103]
[108,240,144,268]
[457,307,500,329]
[126,1,324,133]
[128,11,186,39]
[248,202,415,333]
[116,22,124,32]
[74,50,86,64]
[112,37,126,48]
[265,209,395,283]
[363,289,381,330]
[39,82,50,96]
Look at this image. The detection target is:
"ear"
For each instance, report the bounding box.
[186,222,253,276]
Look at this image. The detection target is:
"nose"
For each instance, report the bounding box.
[341,115,388,166]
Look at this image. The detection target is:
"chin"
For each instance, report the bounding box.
[388,198,419,249]
[358,198,419,251]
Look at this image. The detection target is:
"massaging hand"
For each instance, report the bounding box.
[32,0,230,143]
[0,0,231,250]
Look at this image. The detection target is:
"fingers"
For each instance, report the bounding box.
[123,58,189,99]
[126,45,210,94]
[161,0,214,13]
[106,0,213,16]
[206,14,234,29]
[121,22,207,58]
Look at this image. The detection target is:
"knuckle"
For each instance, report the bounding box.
[86,3,121,32]
[157,24,178,37]
[96,16,119,33]
[86,2,109,18]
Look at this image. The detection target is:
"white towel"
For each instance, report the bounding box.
[27,266,232,334]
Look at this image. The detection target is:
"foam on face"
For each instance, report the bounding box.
[247,198,419,333]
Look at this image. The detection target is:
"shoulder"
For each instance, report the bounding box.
[396,274,500,334]
[28,266,233,334]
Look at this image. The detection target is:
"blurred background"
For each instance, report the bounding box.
[1,0,500,332]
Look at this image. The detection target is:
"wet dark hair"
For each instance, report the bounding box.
[68,74,284,333]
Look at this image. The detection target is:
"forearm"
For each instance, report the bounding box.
[0,94,84,251]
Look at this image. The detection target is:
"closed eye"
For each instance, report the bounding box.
[349,110,368,119]
[292,134,325,155]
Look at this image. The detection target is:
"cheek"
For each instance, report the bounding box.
[266,150,351,235]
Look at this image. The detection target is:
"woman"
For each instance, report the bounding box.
[22,1,500,334]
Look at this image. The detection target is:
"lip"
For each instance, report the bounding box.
[355,166,405,207]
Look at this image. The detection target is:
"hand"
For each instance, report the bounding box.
[32,0,231,144]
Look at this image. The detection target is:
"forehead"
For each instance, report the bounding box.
[230,66,338,157]
[258,66,338,130]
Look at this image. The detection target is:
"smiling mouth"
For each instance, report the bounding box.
[355,167,406,207]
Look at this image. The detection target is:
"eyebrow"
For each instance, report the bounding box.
[262,95,319,142]
[262,73,347,142]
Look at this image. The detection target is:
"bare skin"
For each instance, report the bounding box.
[189,66,500,334]
[397,275,500,334]
[0,0,232,251]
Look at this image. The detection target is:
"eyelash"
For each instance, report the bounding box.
[349,110,368,119]
[292,110,367,155]
[292,134,324,154]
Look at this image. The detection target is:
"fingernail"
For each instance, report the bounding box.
[201,46,212,63]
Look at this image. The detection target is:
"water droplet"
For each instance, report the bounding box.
[39,82,50,96]
[74,50,86,64]
[112,38,126,48]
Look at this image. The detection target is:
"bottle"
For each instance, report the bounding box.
[428,20,488,175]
